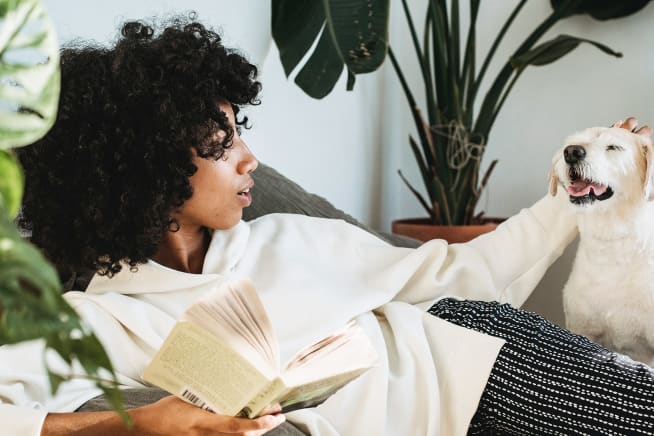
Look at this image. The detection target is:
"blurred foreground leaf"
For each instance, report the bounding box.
[0,0,61,149]
[0,149,23,217]
[0,207,128,422]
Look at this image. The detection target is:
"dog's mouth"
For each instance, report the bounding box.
[567,167,614,204]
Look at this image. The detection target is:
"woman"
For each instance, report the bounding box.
[9,17,654,436]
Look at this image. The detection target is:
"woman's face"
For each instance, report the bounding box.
[174,102,258,231]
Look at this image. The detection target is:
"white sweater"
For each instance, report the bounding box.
[0,194,576,436]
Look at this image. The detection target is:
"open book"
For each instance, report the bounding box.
[143,279,378,418]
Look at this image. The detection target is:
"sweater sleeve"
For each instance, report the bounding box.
[0,340,101,436]
[391,192,577,308]
[0,405,47,436]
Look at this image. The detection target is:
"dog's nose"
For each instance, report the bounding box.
[564,145,586,164]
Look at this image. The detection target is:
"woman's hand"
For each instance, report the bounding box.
[41,395,286,436]
[131,396,286,436]
[613,117,653,137]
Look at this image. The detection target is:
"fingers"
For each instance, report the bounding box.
[624,117,639,131]
[141,396,286,436]
[612,117,638,130]
[214,412,286,434]
[258,403,282,415]
[612,117,653,139]
[635,125,653,137]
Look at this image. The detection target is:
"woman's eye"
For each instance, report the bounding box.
[606,144,624,151]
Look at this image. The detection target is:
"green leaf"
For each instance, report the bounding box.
[511,34,621,69]
[47,370,66,394]
[0,0,126,422]
[0,210,127,421]
[322,0,389,74]
[0,215,61,313]
[271,0,389,98]
[271,0,325,77]
[346,69,355,90]
[0,0,60,149]
[294,27,344,99]
[0,149,23,218]
[550,0,652,20]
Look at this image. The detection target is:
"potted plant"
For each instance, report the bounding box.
[388,0,651,242]
[271,0,651,242]
[0,0,125,418]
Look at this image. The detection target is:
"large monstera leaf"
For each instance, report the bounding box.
[0,0,126,421]
[272,0,390,99]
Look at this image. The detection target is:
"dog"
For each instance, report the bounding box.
[549,121,654,365]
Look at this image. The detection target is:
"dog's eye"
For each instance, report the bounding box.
[606,144,624,151]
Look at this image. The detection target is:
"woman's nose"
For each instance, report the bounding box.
[237,142,258,174]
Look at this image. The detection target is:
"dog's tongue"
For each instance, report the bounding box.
[567,180,608,197]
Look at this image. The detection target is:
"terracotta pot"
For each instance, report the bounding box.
[391,217,505,244]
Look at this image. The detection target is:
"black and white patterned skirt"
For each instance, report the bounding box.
[428,298,654,435]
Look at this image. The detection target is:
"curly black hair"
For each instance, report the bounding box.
[17,16,261,279]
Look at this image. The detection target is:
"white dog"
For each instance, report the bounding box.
[550,121,654,365]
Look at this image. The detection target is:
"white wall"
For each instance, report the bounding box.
[42,0,654,325]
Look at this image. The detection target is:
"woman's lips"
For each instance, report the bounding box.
[237,188,252,206]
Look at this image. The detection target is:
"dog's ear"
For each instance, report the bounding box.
[548,169,559,196]
[548,152,561,196]
[642,135,654,201]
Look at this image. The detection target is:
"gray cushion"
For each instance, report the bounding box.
[244,164,421,249]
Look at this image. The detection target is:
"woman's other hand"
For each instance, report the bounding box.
[42,395,286,436]
[132,396,286,436]
[613,117,653,137]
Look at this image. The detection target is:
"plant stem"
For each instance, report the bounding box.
[388,47,435,171]
[461,0,480,128]
[450,0,461,89]
[401,0,437,130]
[426,0,459,217]
[428,0,450,116]
[398,170,435,220]
[489,67,523,130]
[474,0,581,138]
[469,0,526,121]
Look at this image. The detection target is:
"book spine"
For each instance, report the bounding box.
[239,377,285,418]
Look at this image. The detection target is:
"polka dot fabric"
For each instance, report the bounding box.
[428,299,654,435]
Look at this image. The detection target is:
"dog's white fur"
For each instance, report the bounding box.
[550,126,654,365]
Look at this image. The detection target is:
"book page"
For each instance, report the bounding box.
[183,279,279,374]
[143,321,271,416]
[283,321,378,381]
[244,321,379,415]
